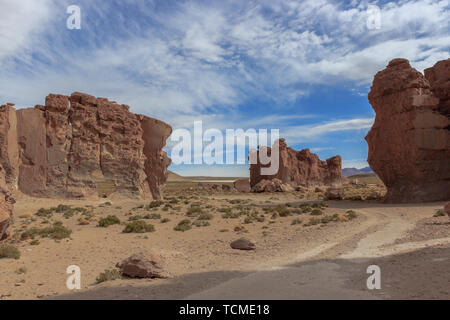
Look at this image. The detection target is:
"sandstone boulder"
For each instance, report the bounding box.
[325,187,344,200]
[230,238,256,250]
[234,178,251,193]
[116,253,167,279]
[250,138,342,191]
[252,178,286,192]
[366,58,450,202]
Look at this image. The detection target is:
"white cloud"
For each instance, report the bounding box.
[0,0,448,150]
[282,118,374,143]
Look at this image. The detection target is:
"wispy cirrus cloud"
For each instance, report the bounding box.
[0,0,448,175]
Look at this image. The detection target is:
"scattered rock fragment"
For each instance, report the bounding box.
[234,179,251,193]
[325,187,344,200]
[230,238,256,250]
[116,253,168,279]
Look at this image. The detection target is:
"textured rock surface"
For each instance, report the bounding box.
[325,187,344,200]
[116,253,167,278]
[250,138,342,190]
[0,92,172,200]
[234,178,251,192]
[230,238,256,250]
[366,58,450,203]
[252,178,294,193]
[445,203,450,218]
[0,165,14,241]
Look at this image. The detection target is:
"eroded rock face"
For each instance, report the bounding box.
[0,92,172,200]
[250,138,342,190]
[366,58,450,203]
[0,165,14,241]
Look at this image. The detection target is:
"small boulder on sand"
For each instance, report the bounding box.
[234,179,251,192]
[116,253,167,278]
[325,187,344,200]
[230,238,256,250]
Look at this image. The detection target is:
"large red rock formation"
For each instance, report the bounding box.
[250,138,342,189]
[0,92,172,200]
[0,164,14,241]
[366,58,450,203]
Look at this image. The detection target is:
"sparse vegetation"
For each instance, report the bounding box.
[193,220,210,227]
[97,215,121,227]
[197,212,213,220]
[15,267,27,274]
[21,222,72,240]
[311,209,323,216]
[0,245,20,260]
[434,209,446,217]
[148,200,164,208]
[123,221,155,233]
[144,213,161,220]
[345,210,357,220]
[96,269,122,283]
[174,219,192,232]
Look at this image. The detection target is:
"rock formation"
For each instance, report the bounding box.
[366,58,450,203]
[0,92,172,200]
[249,138,342,190]
[230,238,256,250]
[234,178,251,193]
[0,164,14,241]
[116,253,167,278]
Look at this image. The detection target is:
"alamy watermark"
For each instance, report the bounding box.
[366,265,381,290]
[367,5,381,30]
[170,121,280,175]
[66,265,81,290]
[67,5,81,30]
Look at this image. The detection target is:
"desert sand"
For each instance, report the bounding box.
[0,178,448,300]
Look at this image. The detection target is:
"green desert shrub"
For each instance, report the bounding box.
[0,245,20,259]
[21,222,72,240]
[197,212,213,220]
[148,200,164,208]
[128,215,143,221]
[174,219,192,232]
[291,218,302,225]
[96,269,122,283]
[123,221,155,233]
[434,209,446,217]
[310,209,323,216]
[345,210,357,220]
[144,213,161,220]
[97,215,121,227]
[193,220,210,227]
[186,205,203,217]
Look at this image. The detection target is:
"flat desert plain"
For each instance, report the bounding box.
[0,177,449,300]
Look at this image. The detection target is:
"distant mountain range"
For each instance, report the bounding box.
[342,167,373,177]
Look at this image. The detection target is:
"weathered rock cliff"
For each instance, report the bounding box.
[366,58,450,202]
[250,138,342,190]
[0,92,172,200]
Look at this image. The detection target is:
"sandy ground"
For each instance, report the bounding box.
[0,183,448,300]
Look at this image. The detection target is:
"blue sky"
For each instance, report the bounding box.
[0,0,449,176]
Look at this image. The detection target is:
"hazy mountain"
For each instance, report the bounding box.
[342,166,373,177]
